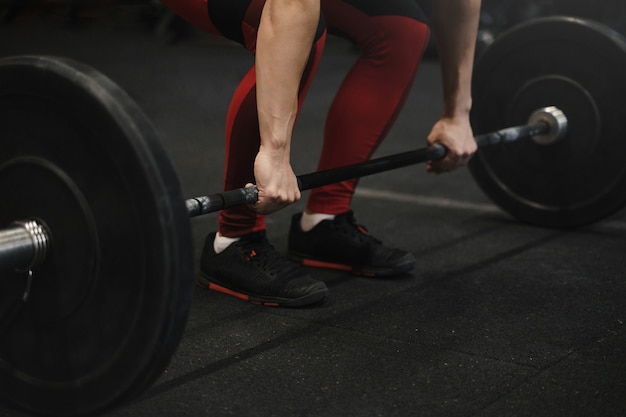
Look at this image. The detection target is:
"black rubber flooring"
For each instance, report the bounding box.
[1,7,626,417]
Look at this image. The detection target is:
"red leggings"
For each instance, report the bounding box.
[162,0,430,237]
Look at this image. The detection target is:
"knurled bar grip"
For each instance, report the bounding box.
[185,187,259,217]
[185,121,549,217]
[474,122,548,147]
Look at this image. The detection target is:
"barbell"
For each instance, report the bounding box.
[0,105,563,271]
[1,15,625,417]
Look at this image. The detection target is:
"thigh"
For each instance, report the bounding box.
[208,1,326,52]
[338,0,427,20]
[161,0,220,35]
[162,0,264,47]
[207,0,263,46]
[321,0,428,39]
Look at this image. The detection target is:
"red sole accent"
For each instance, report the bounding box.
[207,282,250,302]
[251,301,280,307]
[300,258,379,277]
[204,281,281,307]
[302,258,352,271]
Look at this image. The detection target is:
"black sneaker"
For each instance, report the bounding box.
[287,211,416,277]
[197,231,328,307]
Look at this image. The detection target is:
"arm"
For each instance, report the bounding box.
[252,0,320,213]
[426,0,481,173]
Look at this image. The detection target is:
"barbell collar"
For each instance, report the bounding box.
[528,106,568,145]
[0,220,49,272]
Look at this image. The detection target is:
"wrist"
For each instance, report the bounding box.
[442,98,472,120]
[258,143,291,165]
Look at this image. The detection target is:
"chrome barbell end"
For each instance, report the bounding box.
[528,106,569,145]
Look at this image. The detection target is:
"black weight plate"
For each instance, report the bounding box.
[469,17,626,228]
[0,56,193,416]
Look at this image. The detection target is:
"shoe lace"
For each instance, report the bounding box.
[336,212,382,245]
[239,233,296,276]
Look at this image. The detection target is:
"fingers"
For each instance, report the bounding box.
[249,182,301,215]
[426,116,478,174]
[251,149,301,214]
[427,150,474,174]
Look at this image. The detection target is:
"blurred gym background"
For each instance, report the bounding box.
[1,0,625,56]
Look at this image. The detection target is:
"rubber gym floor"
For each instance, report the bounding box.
[1,5,625,417]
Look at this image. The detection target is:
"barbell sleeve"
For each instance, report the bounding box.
[0,220,49,272]
[185,120,550,218]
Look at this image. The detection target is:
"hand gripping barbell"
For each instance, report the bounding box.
[0,16,625,417]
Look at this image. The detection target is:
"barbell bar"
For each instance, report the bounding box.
[1,15,625,417]
[182,111,559,217]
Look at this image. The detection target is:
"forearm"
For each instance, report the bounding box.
[431,0,481,118]
[255,0,319,158]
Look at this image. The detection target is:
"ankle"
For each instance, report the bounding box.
[213,232,240,254]
[300,210,335,232]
